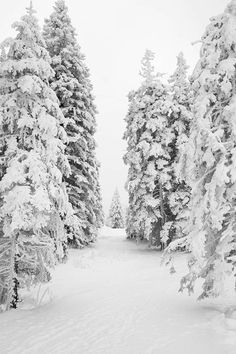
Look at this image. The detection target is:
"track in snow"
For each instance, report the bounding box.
[0,227,235,354]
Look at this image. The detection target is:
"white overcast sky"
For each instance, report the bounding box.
[0,0,230,215]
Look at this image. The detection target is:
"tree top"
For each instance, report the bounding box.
[26,1,36,16]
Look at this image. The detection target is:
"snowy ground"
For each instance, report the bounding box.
[1,227,236,354]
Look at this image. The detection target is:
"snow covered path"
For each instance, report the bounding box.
[0,227,236,354]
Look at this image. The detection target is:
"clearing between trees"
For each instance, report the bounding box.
[0,227,235,354]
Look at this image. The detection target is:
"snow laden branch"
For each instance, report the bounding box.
[165,0,236,300]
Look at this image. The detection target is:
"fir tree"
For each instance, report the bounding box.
[43,0,103,247]
[107,189,124,229]
[139,49,156,85]
[161,52,192,246]
[124,50,173,246]
[179,0,236,299]
[0,3,71,310]
[94,163,104,228]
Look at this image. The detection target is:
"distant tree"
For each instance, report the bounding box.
[107,190,124,228]
[0,3,71,310]
[43,0,103,247]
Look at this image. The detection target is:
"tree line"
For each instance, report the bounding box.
[124,0,236,299]
[0,0,103,311]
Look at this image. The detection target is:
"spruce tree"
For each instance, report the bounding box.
[124,88,142,239]
[94,164,104,228]
[0,3,71,310]
[179,0,236,299]
[43,0,103,247]
[124,50,173,246]
[107,189,124,229]
[161,52,192,246]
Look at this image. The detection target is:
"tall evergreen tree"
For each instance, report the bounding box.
[179,0,236,299]
[0,3,71,311]
[107,189,124,229]
[94,164,104,228]
[160,53,192,246]
[43,0,103,248]
[124,50,173,246]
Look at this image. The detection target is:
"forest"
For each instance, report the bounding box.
[0,0,236,353]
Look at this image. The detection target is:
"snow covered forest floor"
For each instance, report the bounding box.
[1,227,236,354]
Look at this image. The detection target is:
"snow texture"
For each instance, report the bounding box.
[0,228,235,354]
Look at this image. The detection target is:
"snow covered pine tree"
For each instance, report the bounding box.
[161,52,192,247]
[124,50,174,247]
[107,189,124,229]
[178,0,236,299]
[0,3,72,311]
[44,0,103,248]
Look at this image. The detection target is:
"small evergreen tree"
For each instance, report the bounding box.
[43,0,103,247]
[0,3,71,311]
[107,190,124,228]
[178,0,236,299]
